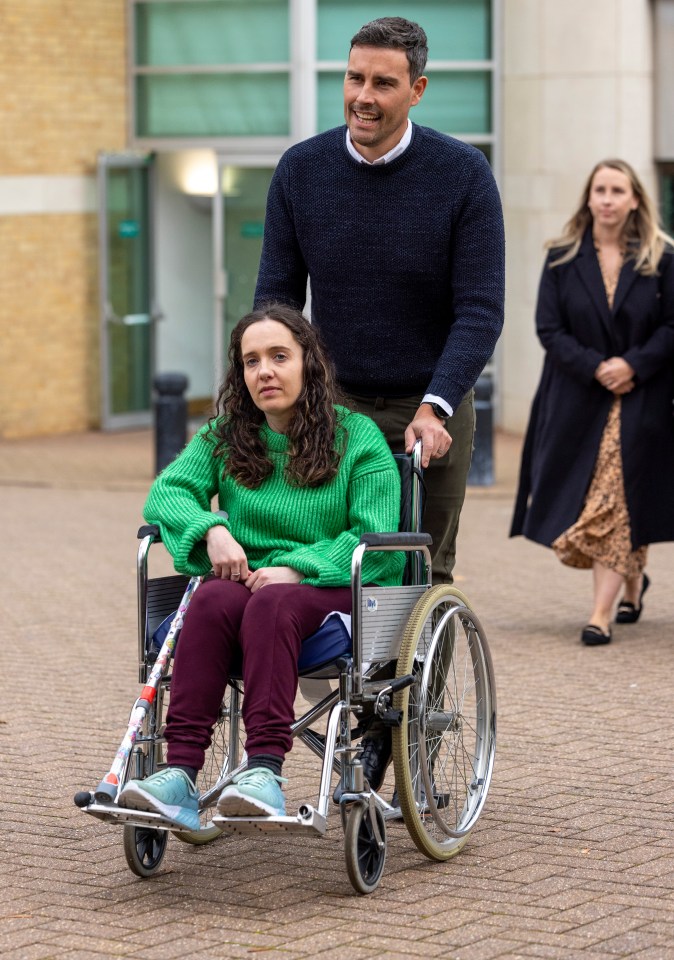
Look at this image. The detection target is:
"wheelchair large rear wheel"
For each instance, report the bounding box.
[392,585,496,861]
[175,682,245,845]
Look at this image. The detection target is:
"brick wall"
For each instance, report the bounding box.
[0,1,127,437]
[0,214,99,438]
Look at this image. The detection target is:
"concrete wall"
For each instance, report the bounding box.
[501,0,655,433]
[0,0,127,438]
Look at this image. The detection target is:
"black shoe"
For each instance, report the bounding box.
[333,728,392,803]
[360,728,392,791]
[581,624,612,646]
[616,573,650,624]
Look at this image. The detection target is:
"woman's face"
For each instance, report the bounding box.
[588,166,638,232]
[241,319,304,432]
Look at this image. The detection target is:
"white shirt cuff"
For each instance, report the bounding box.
[422,394,454,418]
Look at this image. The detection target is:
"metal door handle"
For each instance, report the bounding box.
[105,302,165,325]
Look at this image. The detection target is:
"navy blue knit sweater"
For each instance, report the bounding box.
[255,124,505,414]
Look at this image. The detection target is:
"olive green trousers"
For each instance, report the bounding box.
[346,391,475,584]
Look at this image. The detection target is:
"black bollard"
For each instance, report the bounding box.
[468,373,494,486]
[153,372,189,475]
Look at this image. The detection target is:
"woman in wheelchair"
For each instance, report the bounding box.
[118,304,404,831]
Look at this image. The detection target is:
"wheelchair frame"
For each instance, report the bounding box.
[76,442,496,894]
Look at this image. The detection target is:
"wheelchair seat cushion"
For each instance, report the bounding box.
[151,610,352,678]
[150,611,181,653]
[298,612,352,675]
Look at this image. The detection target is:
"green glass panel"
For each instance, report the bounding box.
[413,70,491,133]
[660,171,674,234]
[106,167,151,415]
[135,0,289,66]
[136,74,290,137]
[220,167,275,352]
[317,0,490,62]
[318,69,490,135]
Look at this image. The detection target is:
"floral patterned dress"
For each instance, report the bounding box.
[551,252,648,578]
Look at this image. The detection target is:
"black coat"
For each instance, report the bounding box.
[511,229,674,549]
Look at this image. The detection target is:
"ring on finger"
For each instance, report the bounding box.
[230,571,240,580]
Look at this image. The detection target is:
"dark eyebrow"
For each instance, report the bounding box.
[242,344,293,360]
[345,68,399,85]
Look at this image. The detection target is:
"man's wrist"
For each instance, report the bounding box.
[420,401,448,425]
[421,394,453,419]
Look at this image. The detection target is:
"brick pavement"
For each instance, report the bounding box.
[1,428,673,959]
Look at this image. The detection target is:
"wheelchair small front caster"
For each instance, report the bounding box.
[123,824,168,878]
[344,801,387,894]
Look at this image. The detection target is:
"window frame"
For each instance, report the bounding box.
[127,0,501,183]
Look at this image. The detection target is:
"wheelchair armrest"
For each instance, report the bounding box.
[137,512,227,543]
[359,532,432,548]
[137,523,161,541]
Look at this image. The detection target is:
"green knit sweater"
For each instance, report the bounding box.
[144,407,404,588]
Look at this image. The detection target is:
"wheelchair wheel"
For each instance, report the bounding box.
[392,585,496,862]
[175,682,245,845]
[344,801,387,895]
[123,824,168,878]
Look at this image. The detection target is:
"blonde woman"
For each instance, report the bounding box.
[512,160,674,645]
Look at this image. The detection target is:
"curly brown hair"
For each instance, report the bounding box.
[208,304,345,488]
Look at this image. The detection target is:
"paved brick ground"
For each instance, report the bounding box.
[1,428,673,959]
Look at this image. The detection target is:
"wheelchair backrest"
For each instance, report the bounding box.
[394,451,424,536]
[393,443,425,585]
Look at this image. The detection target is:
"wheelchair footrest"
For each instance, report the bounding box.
[213,805,327,837]
[79,801,191,833]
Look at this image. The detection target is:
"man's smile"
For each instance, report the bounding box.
[354,110,379,125]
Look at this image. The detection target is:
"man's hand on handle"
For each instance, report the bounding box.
[404,403,452,468]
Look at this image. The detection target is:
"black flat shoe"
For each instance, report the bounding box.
[581,624,612,646]
[333,728,392,803]
[616,572,650,624]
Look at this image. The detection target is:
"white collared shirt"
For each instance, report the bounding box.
[345,119,413,166]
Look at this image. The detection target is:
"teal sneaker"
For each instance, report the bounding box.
[217,767,287,817]
[118,768,200,832]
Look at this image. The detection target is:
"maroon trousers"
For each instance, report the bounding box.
[165,578,352,770]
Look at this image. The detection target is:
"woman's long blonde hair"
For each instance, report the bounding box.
[547,159,674,275]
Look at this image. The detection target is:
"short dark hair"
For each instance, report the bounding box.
[350,17,428,83]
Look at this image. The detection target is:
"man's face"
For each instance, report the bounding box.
[343,45,427,162]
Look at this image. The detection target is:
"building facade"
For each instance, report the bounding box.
[1,0,671,438]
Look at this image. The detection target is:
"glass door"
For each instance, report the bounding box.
[212,162,276,389]
[98,152,161,429]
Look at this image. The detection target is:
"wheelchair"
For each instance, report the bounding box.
[75,442,496,895]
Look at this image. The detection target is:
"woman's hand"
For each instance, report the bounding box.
[244,566,303,593]
[205,525,250,581]
[595,357,635,394]
[611,379,635,395]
